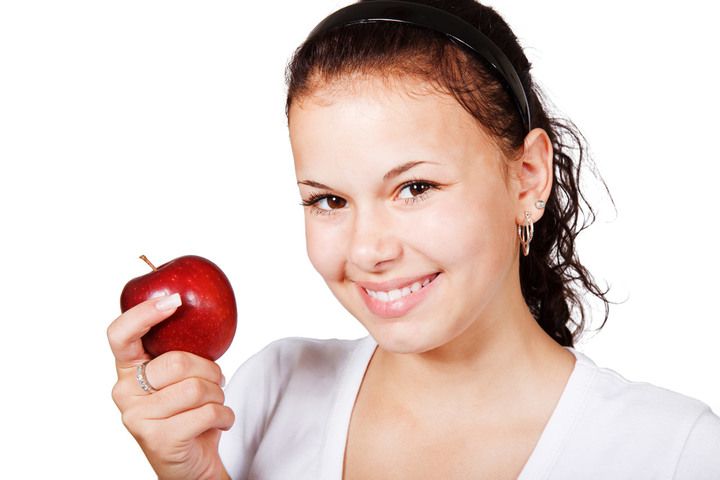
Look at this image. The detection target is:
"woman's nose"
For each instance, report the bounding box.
[348,204,402,272]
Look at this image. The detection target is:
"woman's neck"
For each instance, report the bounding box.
[371,277,575,414]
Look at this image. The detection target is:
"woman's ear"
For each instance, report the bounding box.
[509,127,554,224]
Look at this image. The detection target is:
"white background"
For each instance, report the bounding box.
[1,1,718,477]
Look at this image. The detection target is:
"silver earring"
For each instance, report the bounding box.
[517,211,533,256]
[535,199,545,209]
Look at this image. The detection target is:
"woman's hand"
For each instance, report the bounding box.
[107,294,235,480]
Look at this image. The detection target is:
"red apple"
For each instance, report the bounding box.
[120,254,237,361]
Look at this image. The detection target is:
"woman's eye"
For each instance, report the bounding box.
[316,195,347,211]
[300,194,347,215]
[397,181,433,200]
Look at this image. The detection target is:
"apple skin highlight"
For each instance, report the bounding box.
[120,255,238,361]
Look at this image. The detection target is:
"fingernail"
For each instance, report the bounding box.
[155,293,182,311]
[221,374,226,388]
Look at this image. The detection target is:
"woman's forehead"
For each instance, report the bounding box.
[289,76,495,161]
[289,89,507,193]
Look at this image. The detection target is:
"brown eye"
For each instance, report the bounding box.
[301,193,349,216]
[306,195,347,215]
[324,196,346,209]
[398,181,434,200]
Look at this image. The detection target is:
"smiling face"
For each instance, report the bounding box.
[289,76,526,354]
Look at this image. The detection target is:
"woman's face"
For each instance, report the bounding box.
[289,77,524,354]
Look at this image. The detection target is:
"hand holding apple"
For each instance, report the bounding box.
[120,254,237,361]
[107,294,234,480]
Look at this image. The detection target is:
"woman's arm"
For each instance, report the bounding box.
[673,406,720,479]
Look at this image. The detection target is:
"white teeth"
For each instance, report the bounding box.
[388,289,402,301]
[366,274,437,302]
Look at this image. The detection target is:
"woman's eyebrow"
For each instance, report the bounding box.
[297,160,440,190]
[383,160,439,181]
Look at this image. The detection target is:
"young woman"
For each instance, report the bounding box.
[107,1,720,478]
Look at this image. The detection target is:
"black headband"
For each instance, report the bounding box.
[305,0,532,133]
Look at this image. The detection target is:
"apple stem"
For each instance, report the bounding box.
[139,255,158,272]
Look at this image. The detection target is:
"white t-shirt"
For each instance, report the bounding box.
[218,335,720,479]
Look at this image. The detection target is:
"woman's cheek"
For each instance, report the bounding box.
[305,218,346,281]
[432,193,512,269]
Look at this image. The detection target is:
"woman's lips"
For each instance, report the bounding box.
[358,273,441,319]
[355,272,439,292]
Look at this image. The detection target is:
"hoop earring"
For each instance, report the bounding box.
[517,211,533,256]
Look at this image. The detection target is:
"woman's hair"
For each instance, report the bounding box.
[284,0,615,347]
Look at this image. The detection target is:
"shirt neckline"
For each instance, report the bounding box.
[517,345,598,478]
[319,335,597,480]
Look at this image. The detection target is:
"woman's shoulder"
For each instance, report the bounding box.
[258,334,370,360]
[218,335,374,477]
[241,334,370,373]
[224,334,372,394]
[558,347,720,476]
[571,347,713,423]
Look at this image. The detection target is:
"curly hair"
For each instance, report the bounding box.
[284,0,616,347]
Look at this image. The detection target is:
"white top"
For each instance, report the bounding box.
[218,335,720,479]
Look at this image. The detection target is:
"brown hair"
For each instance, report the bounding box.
[284,0,616,347]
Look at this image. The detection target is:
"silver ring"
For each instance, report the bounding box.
[136,360,157,393]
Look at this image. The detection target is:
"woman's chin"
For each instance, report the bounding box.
[367,324,442,355]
